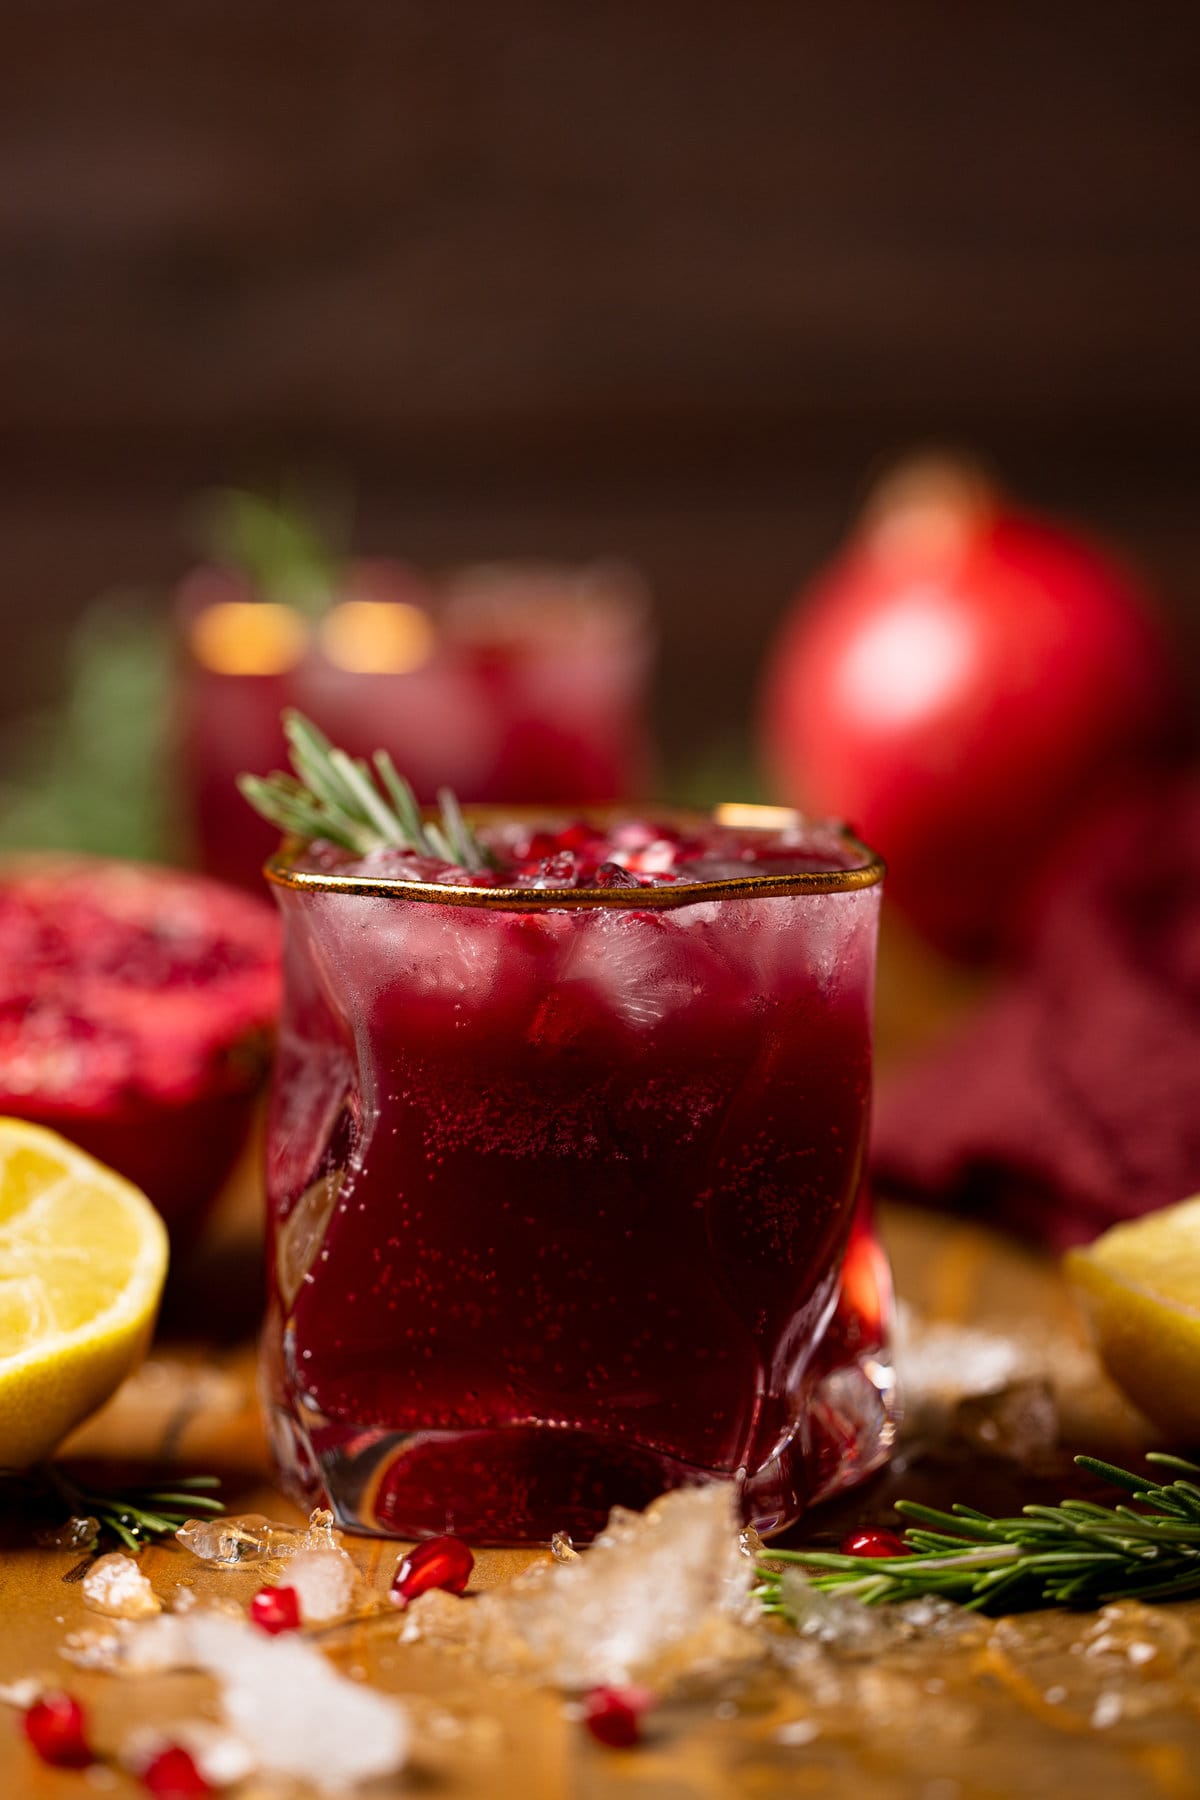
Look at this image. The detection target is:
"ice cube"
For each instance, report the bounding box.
[894,1308,1030,1444]
[380,903,506,1005]
[774,1573,898,1656]
[987,1601,1192,1733]
[951,1378,1059,1463]
[560,912,707,1034]
[774,1717,820,1747]
[300,1507,343,1551]
[549,1532,579,1563]
[81,1553,161,1619]
[64,1610,409,1789]
[63,1616,191,1673]
[175,1507,342,1567]
[404,1484,757,1692]
[593,861,641,888]
[283,1548,359,1624]
[0,1678,44,1709]
[36,1515,99,1550]
[532,851,579,887]
[120,1720,256,1787]
[1091,1690,1124,1730]
[188,1611,409,1789]
[176,1514,293,1566]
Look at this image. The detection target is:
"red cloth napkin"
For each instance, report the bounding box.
[870,775,1200,1250]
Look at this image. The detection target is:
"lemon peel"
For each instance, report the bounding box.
[1065,1194,1200,1441]
[0,1118,168,1467]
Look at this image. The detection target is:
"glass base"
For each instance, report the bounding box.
[266,1221,899,1544]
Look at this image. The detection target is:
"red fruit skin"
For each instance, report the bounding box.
[0,857,280,1238]
[390,1534,475,1605]
[762,499,1180,957]
[839,1527,908,1558]
[143,1744,212,1798]
[23,1692,91,1767]
[250,1585,302,1634]
[581,1686,655,1749]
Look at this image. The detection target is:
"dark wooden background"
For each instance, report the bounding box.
[2,2,1198,767]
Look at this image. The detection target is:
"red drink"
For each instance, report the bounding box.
[262,809,892,1541]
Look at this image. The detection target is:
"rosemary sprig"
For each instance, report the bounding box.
[194,484,345,616]
[756,1454,1200,1616]
[237,710,497,873]
[6,1468,224,1556]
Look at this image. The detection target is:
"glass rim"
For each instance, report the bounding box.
[264,803,886,911]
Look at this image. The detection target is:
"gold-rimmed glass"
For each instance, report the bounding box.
[260,806,894,1543]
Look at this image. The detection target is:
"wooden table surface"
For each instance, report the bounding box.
[3,1167,1198,1800]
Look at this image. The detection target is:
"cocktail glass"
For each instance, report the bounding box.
[177,562,655,890]
[261,808,894,1542]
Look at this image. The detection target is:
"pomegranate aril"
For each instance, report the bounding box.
[534,852,577,885]
[390,1534,474,1605]
[581,1685,655,1749]
[249,1584,302,1634]
[23,1691,91,1768]
[838,1526,909,1558]
[143,1745,213,1799]
[519,831,560,862]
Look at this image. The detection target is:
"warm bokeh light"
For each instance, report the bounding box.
[189,601,310,676]
[318,599,437,674]
[712,802,800,830]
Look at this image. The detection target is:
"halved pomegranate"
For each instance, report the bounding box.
[0,857,280,1236]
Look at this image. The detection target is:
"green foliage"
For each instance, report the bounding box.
[0,594,177,862]
[193,483,346,615]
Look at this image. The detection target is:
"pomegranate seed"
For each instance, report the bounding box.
[581,1685,655,1749]
[555,823,595,852]
[23,1692,91,1768]
[535,851,577,884]
[249,1584,302,1634]
[838,1527,909,1558]
[520,831,559,862]
[390,1534,474,1606]
[143,1745,212,1799]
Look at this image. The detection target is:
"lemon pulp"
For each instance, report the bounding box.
[1066,1194,1200,1442]
[0,1118,168,1467]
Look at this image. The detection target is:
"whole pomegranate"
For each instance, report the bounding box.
[0,857,280,1235]
[760,459,1181,956]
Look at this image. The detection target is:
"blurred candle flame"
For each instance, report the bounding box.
[318,600,436,674]
[713,803,799,830]
[190,601,310,676]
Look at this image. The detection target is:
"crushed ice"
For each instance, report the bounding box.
[401,1484,759,1690]
[36,1514,99,1550]
[283,1547,360,1623]
[176,1505,342,1567]
[66,1609,408,1789]
[81,1553,161,1620]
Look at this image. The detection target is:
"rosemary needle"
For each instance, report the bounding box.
[756,1454,1200,1616]
[238,710,497,872]
[7,1468,225,1556]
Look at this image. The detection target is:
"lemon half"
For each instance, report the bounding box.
[1066,1195,1200,1443]
[0,1118,168,1467]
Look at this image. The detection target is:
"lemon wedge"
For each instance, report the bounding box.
[1065,1195,1200,1441]
[0,1118,168,1467]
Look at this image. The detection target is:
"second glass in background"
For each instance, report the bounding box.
[177,560,656,889]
